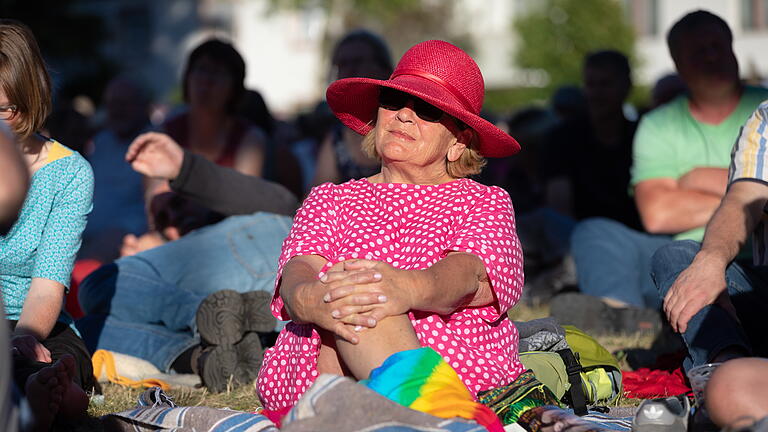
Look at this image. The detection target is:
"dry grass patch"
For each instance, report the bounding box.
[88,381,262,418]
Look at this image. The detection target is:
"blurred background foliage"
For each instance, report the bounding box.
[496,0,641,111]
[515,0,636,90]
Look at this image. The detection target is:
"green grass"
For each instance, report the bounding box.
[82,303,654,426]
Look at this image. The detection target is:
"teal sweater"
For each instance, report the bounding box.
[1,141,93,325]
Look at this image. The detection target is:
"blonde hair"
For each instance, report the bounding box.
[361,126,486,179]
[0,20,52,140]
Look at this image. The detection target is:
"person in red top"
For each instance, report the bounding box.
[163,39,265,176]
[257,40,525,414]
[124,39,268,256]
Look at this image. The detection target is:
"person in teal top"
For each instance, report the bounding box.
[0,20,92,427]
[550,10,768,335]
[1,139,93,324]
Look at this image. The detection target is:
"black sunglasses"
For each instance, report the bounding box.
[378,87,448,123]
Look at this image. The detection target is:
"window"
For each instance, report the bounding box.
[624,0,659,37]
[742,0,768,31]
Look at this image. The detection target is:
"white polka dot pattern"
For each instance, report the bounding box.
[257,178,525,410]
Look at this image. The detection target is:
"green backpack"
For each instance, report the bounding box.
[519,325,622,415]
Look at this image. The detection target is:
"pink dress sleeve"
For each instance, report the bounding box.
[444,186,524,319]
[271,182,339,320]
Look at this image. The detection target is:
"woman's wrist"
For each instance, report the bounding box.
[13,323,45,340]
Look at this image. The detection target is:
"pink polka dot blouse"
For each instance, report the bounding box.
[257,178,525,411]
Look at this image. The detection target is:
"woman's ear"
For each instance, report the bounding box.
[447,140,467,162]
[447,128,473,162]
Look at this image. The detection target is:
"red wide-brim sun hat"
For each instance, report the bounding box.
[326,39,520,158]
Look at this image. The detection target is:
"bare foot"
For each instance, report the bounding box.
[55,355,89,423]
[25,355,89,431]
[25,359,66,432]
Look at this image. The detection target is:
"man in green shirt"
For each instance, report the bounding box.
[551,10,768,334]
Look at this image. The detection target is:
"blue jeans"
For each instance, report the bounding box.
[571,218,672,308]
[652,240,768,371]
[77,213,293,372]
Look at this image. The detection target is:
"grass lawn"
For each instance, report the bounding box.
[81,302,655,428]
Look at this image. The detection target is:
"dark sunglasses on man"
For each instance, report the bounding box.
[378,87,467,129]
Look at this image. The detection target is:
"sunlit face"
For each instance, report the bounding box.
[373,99,468,176]
[187,55,234,112]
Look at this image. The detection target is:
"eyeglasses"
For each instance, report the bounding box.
[0,104,17,120]
[378,87,468,130]
[378,87,447,123]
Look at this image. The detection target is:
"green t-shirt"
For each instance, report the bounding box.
[631,86,768,241]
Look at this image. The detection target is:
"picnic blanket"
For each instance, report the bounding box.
[104,378,636,431]
[104,376,489,432]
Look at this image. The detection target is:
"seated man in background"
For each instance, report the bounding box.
[544,50,641,231]
[77,132,297,393]
[552,10,768,334]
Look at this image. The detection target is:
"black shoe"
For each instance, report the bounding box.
[197,332,264,393]
[196,290,276,346]
[549,292,662,335]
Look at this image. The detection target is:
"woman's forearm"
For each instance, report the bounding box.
[15,278,65,339]
[412,252,492,314]
[280,255,327,323]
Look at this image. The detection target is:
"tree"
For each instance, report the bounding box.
[514,0,636,92]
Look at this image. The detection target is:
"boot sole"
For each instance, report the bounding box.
[201,333,264,393]
[197,290,245,346]
[197,290,277,346]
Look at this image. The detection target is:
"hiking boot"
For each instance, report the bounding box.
[549,292,662,335]
[196,290,276,346]
[196,332,264,393]
[632,394,689,432]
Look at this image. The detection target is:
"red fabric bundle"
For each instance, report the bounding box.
[622,367,691,399]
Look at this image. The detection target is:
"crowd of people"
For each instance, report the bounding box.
[1,7,768,432]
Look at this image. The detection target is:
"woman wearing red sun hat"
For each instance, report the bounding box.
[258,40,523,429]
